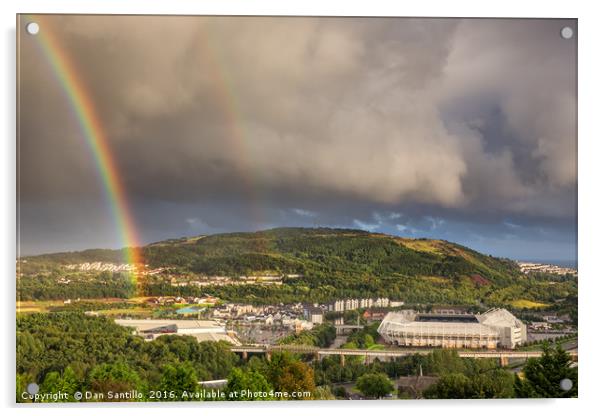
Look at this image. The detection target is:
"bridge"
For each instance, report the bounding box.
[230,345,578,367]
[334,324,364,335]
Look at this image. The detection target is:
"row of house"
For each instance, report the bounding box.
[517,262,577,276]
[331,297,403,312]
[65,262,138,272]
[302,299,405,325]
[170,275,284,287]
[146,295,220,306]
[212,302,305,322]
[242,313,314,331]
[63,262,171,276]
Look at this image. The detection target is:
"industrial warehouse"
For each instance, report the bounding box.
[378,308,527,349]
[115,319,241,345]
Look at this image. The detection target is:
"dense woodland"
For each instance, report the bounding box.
[17,313,577,401]
[17,313,316,402]
[17,271,136,301]
[278,324,337,348]
[142,228,524,281]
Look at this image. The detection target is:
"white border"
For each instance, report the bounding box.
[2,1,601,415]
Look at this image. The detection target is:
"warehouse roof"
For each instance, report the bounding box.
[115,319,225,333]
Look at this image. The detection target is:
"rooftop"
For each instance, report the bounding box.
[115,319,225,332]
[416,314,479,323]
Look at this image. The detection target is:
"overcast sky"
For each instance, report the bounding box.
[18,15,577,262]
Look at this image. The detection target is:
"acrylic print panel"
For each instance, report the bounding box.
[16,14,577,403]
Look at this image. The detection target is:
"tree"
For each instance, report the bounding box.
[424,349,467,376]
[224,368,272,401]
[274,361,316,399]
[471,369,515,398]
[16,374,30,403]
[424,373,472,399]
[313,385,335,400]
[424,366,515,399]
[333,385,348,398]
[267,353,315,399]
[88,363,144,401]
[159,362,198,401]
[355,372,394,399]
[514,343,577,398]
[278,324,336,348]
[39,366,79,402]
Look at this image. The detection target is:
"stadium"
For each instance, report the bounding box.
[377,308,527,349]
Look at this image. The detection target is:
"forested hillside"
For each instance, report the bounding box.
[18,228,576,309]
[142,228,523,283]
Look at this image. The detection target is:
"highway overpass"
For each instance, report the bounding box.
[230,344,577,366]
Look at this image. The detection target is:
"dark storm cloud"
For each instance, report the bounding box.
[18,15,576,256]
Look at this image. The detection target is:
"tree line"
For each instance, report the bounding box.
[17,313,576,402]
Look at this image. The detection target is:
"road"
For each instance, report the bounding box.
[231,344,578,361]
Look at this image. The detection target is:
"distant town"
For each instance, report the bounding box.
[44,259,577,350]
[110,296,575,346]
[517,261,577,276]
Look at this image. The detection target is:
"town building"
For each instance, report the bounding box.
[330,297,397,312]
[362,309,388,322]
[374,297,390,308]
[303,306,324,324]
[397,375,439,399]
[115,319,241,345]
[432,306,469,315]
[529,322,552,331]
[345,298,359,310]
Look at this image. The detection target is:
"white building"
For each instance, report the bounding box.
[331,297,398,312]
[378,308,526,349]
[374,297,390,308]
[303,306,324,324]
[345,298,360,310]
[115,319,240,345]
[475,308,527,348]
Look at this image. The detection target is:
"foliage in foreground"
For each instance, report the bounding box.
[514,343,578,398]
[17,313,577,402]
[355,372,394,398]
[17,313,317,402]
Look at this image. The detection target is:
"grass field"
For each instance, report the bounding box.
[16,297,212,320]
[17,300,65,313]
[510,299,550,309]
[96,308,153,317]
[367,344,385,350]
[16,297,154,314]
[419,275,450,284]
[397,239,443,254]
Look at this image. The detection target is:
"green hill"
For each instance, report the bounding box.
[143,227,522,284]
[18,227,576,309]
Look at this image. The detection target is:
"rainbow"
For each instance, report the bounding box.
[196,23,265,228]
[22,15,143,271]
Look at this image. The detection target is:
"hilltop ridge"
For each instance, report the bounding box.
[140,227,522,284]
[21,227,521,282]
[17,228,577,309]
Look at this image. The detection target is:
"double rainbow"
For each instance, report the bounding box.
[22,15,143,271]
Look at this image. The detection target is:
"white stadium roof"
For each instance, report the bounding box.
[379,312,499,337]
